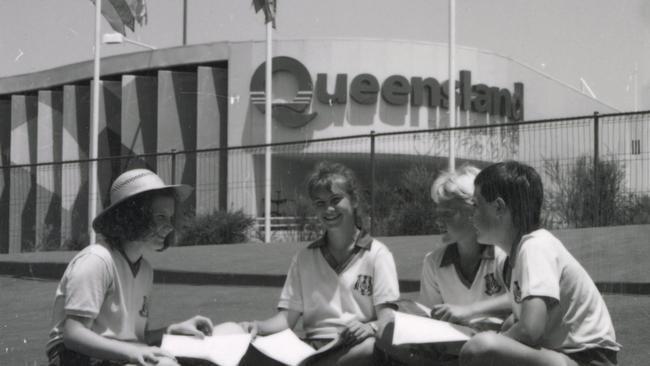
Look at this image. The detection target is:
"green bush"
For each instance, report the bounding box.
[372,164,442,236]
[177,210,255,246]
[623,194,650,225]
[544,156,629,228]
[286,194,322,241]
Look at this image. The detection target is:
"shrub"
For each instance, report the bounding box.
[544,156,628,228]
[177,210,255,246]
[286,194,322,241]
[372,163,442,236]
[622,194,650,225]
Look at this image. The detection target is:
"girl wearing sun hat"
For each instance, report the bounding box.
[46,169,213,366]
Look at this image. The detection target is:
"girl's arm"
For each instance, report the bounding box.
[340,304,394,346]
[501,296,551,346]
[373,303,395,329]
[63,316,174,365]
[467,294,511,317]
[145,315,214,345]
[241,309,301,337]
[432,294,511,323]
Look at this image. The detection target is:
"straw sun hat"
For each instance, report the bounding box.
[92,169,193,232]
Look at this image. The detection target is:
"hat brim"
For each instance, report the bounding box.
[92,184,193,233]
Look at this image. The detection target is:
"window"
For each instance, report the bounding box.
[631,139,641,155]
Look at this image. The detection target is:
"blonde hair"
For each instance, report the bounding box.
[430,165,480,204]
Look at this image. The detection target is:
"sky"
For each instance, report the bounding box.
[0,0,648,111]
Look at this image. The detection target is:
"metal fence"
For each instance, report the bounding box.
[2,110,649,252]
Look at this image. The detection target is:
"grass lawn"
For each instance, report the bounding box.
[1,224,650,365]
[2,276,649,366]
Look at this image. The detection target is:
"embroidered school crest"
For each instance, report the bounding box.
[139,296,149,317]
[513,281,523,303]
[353,275,373,296]
[483,273,502,296]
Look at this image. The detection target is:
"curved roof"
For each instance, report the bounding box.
[0,42,230,95]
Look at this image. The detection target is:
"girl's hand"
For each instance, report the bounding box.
[431,304,474,324]
[239,321,259,339]
[499,313,516,333]
[129,345,177,366]
[340,320,375,346]
[167,315,214,338]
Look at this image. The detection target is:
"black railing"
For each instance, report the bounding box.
[1,110,649,252]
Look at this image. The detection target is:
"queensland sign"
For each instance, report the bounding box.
[250,56,524,128]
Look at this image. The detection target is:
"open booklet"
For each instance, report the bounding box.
[391,299,504,332]
[392,311,476,346]
[161,328,344,366]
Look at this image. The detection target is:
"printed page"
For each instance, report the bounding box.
[392,311,474,345]
[390,299,432,317]
[252,329,316,366]
[161,333,251,366]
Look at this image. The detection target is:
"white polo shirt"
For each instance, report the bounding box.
[47,242,153,351]
[506,229,621,352]
[418,243,507,312]
[278,231,400,339]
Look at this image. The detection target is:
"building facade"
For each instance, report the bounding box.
[0,39,629,252]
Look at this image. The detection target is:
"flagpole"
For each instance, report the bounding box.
[89,0,101,245]
[264,18,272,243]
[448,0,456,172]
[182,0,188,45]
[633,62,638,112]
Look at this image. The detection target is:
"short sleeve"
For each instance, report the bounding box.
[277,254,303,311]
[63,253,113,318]
[516,240,560,302]
[372,245,400,305]
[493,247,508,289]
[418,253,443,308]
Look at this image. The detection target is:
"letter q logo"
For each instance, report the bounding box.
[250,56,317,128]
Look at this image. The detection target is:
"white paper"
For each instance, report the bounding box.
[252,329,316,366]
[160,333,251,366]
[392,311,474,345]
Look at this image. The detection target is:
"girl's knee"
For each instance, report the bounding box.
[459,332,500,365]
[352,337,376,356]
[338,338,376,366]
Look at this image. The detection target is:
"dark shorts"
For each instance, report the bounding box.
[47,343,126,366]
[565,347,618,366]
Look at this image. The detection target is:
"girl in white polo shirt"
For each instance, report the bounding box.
[241,161,400,366]
[462,161,620,366]
[375,165,510,365]
[420,165,510,325]
[47,169,214,366]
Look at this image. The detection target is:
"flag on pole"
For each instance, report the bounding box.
[90,0,148,35]
[253,0,276,28]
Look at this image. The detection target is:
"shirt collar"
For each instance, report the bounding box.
[307,229,372,250]
[439,243,494,267]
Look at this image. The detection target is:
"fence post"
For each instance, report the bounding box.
[370,130,376,235]
[170,149,177,185]
[593,112,600,227]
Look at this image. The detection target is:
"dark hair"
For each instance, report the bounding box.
[306,161,369,231]
[475,161,543,235]
[95,189,177,250]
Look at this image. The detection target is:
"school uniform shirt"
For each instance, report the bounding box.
[278,231,400,339]
[506,229,621,353]
[418,243,507,313]
[47,242,153,353]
